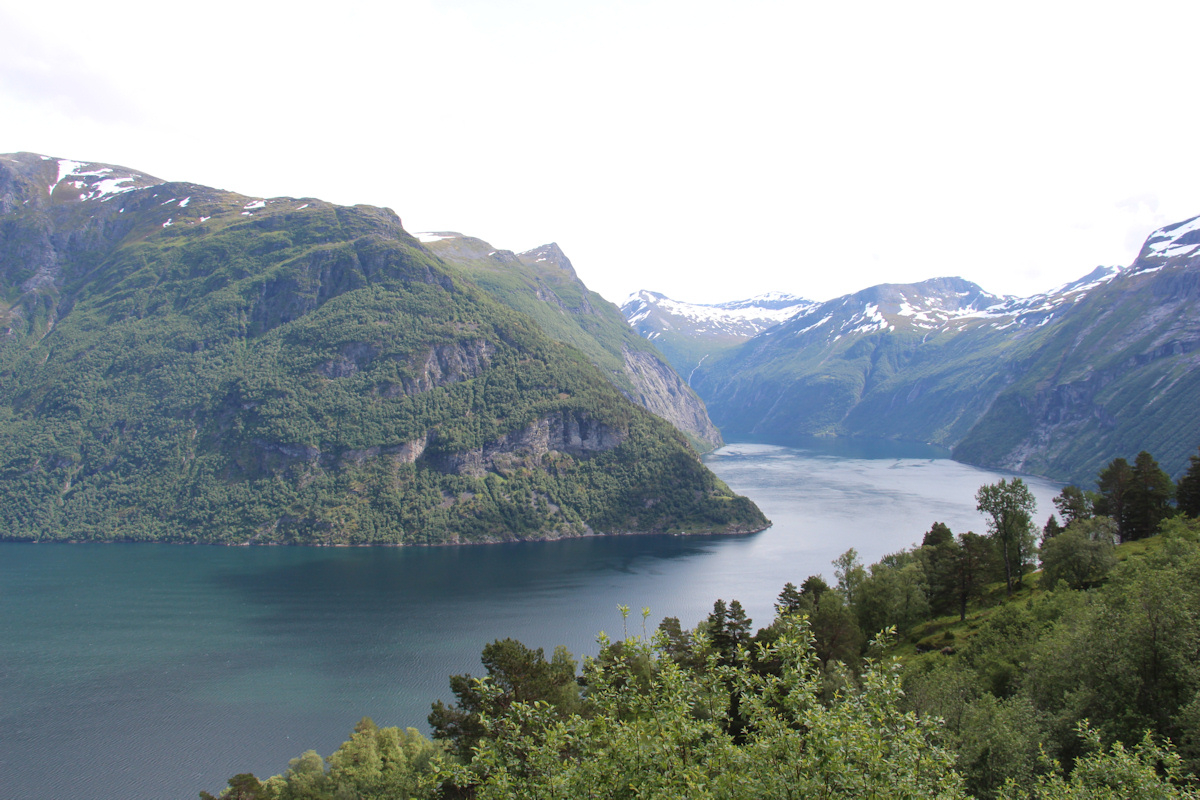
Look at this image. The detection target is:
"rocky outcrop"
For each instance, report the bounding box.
[403,340,494,395]
[423,410,627,477]
[247,409,626,479]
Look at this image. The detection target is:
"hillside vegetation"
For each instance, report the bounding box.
[0,153,765,543]
[202,449,1200,798]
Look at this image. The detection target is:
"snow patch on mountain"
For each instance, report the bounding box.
[622,290,817,338]
[49,160,162,201]
[1144,215,1200,261]
[414,232,455,243]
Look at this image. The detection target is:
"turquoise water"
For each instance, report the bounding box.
[0,443,1060,799]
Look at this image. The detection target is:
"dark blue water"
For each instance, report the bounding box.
[0,443,1060,799]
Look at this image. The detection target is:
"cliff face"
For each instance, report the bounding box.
[621,346,722,447]
[0,153,766,543]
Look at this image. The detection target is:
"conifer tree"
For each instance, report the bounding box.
[1177,447,1200,518]
[1096,457,1134,540]
[1123,450,1174,540]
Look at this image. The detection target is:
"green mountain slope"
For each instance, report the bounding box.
[416,233,722,451]
[0,153,766,543]
[682,219,1200,484]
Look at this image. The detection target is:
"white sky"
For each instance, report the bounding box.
[2,0,1198,304]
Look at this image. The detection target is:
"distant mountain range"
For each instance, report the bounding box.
[623,217,1200,484]
[0,152,764,543]
[621,291,818,377]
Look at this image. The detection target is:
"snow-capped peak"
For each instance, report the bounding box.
[1143,214,1200,262]
[621,291,817,338]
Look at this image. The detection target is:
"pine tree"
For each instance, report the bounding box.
[777,582,804,613]
[1096,457,1134,541]
[1052,485,1092,527]
[1123,451,1174,540]
[1177,447,1200,518]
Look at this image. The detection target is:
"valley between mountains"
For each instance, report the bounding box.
[623,218,1200,485]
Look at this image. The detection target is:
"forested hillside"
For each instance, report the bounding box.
[0,153,766,543]
[201,448,1200,799]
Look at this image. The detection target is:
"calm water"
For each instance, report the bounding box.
[0,442,1060,799]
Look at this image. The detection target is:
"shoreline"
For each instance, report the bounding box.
[0,521,773,548]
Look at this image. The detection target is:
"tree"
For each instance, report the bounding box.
[921,522,961,618]
[976,478,1038,596]
[199,773,264,800]
[1052,485,1092,527]
[953,532,998,621]
[777,581,804,613]
[445,617,968,799]
[772,579,861,669]
[428,638,580,760]
[1178,446,1200,518]
[923,521,954,548]
[1000,724,1200,800]
[322,718,439,800]
[856,554,930,635]
[1122,450,1174,540]
[800,574,831,603]
[833,548,866,608]
[657,616,700,668]
[702,598,753,665]
[1095,457,1134,541]
[1042,515,1063,543]
[1039,517,1117,590]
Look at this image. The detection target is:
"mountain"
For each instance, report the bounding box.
[0,152,766,543]
[413,233,721,451]
[629,217,1200,485]
[620,290,817,380]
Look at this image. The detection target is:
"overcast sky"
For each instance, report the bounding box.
[3,0,1198,304]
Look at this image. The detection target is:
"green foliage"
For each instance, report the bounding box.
[1179,447,1200,518]
[998,724,1200,800]
[212,720,441,800]
[856,549,931,636]
[441,618,967,799]
[0,185,764,543]
[1038,518,1118,589]
[1053,485,1093,527]
[1096,458,1134,539]
[1124,451,1176,541]
[204,456,1200,799]
[427,639,581,761]
[977,478,1039,595]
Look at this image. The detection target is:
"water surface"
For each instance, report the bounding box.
[0,442,1060,799]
